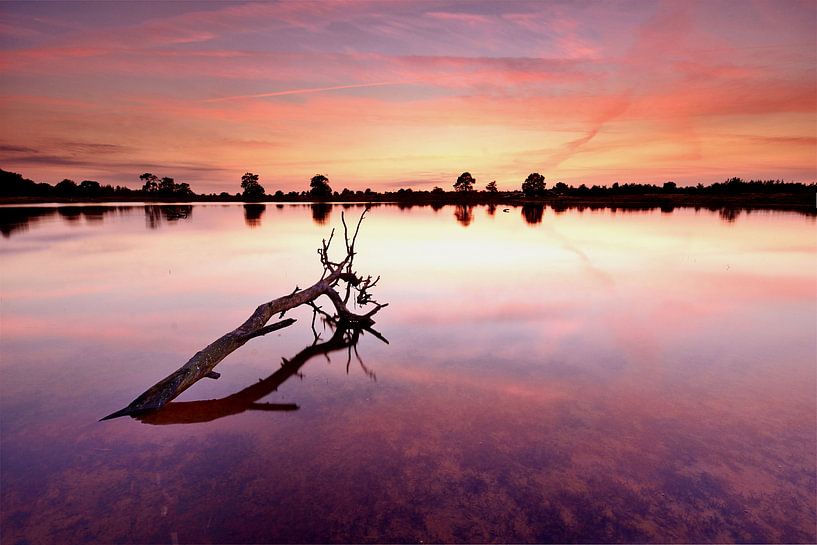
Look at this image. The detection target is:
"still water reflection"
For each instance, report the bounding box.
[1,203,815,543]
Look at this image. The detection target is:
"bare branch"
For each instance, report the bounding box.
[102,209,385,421]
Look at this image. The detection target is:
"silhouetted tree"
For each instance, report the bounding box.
[522,172,546,197]
[663,181,677,192]
[0,169,50,196]
[485,180,498,193]
[78,180,101,195]
[552,181,569,193]
[175,182,193,197]
[55,179,77,195]
[241,172,265,200]
[140,173,159,193]
[454,172,476,192]
[310,174,332,199]
[159,177,175,194]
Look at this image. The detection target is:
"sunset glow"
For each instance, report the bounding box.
[1,1,815,192]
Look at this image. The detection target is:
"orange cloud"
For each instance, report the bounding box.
[0,0,813,191]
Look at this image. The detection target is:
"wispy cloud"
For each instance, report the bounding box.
[202,82,400,102]
[0,0,814,191]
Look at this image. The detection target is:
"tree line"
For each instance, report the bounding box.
[1,167,814,202]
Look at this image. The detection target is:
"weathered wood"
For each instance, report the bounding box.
[101,317,296,419]
[101,208,384,421]
[135,321,374,425]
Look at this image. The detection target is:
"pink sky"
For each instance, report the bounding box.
[0,0,815,193]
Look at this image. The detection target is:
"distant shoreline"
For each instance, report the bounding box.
[1,192,814,213]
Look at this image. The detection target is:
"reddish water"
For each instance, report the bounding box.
[1,203,815,543]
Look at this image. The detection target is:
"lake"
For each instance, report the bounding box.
[1,203,815,543]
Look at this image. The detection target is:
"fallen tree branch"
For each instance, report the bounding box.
[102,207,383,421]
[135,318,387,425]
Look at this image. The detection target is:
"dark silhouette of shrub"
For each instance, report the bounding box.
[78,180,101,195]
[55,179,77,195]
[552,181,569,194]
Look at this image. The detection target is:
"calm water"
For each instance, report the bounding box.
[1,203,815,543]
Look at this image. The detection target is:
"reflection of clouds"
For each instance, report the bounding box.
[384,365,570,405]
[2,204,816,544]
[390,300,575,325]
[536,220,615,287]
[0,231,86,255]
[692,271,816,301]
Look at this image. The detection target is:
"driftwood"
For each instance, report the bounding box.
[102,208,386,420]
[135,319,384,425]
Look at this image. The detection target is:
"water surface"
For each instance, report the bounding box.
[1,203,815,543]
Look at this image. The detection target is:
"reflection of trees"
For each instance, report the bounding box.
[57,207,82,222]
[0,207,57,237]
[137,317,386,426]
[311,203,332,225]
[243,204,266,228]
[550,202,568,215]
[144,205,193,229]
[719,208,740,223]
[521,203,544,225]
[1,206,135,237]
[454,204,474,227]
[486,203,497,216]
[80,206,107,222]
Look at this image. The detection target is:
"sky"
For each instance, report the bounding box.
[0,0,815,193]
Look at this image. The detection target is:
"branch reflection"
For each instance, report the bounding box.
[136,318,386,425]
